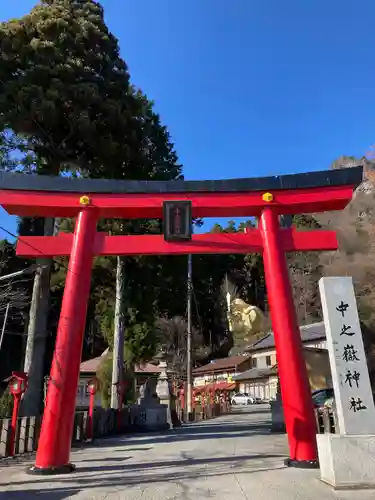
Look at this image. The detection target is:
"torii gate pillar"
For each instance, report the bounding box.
[32,206,98,473]
[260,207,317,465]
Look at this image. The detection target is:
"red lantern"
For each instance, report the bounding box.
[86,377,99,440]
[87,378,98,396]
[116,380,128,404]
[9,371,28,397]
[209,387,214,406]
[8,371,28,457]
[179,388,185,410]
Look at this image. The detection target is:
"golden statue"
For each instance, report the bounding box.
[224,277,268,343]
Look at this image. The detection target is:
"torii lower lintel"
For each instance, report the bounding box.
[16,228,338,257]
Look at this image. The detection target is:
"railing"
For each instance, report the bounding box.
[0,406,142,459]
[315,407,337,434]
[177,401,231,422]
[0,415,40,457]
[271,400,338,434]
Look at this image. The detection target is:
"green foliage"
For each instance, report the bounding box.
[0,0,130,170]
[0,0,183,372]
[0,132,17,171]
[96,351,135,408]
[0,388,13,418]
[125,322,157,365]
[96,353,112,409]
[0,0,181,180]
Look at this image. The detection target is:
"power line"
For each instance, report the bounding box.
[0,225,54,260]
[0,224,209,350]
[0,276,34,288]
[0,225,161,322]
[0,265,39,283]
[1,330,28,337]
[0,224,99,287]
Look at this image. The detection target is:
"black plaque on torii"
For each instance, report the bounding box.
[163,201,193,241]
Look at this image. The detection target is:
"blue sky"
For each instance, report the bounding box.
[1,0,374,236]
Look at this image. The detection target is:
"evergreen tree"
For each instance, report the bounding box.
[0,0,182,414]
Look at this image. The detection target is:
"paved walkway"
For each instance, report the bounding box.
[0,405,374,499]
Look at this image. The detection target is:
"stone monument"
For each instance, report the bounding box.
[155,360,181,427]
[133,376,169,432]
[137,377,159,405]
[270,378,285,432]
[318,277,375,489]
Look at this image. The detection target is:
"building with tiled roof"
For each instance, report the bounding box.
[79,350,161,376]
[192,354,252,392]
[246,321,326,352]
[77,350,161,408]
[232,322,330,401]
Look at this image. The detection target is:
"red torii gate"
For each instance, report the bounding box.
[0,166,362,474]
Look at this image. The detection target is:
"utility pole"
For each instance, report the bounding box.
[186,254,193,421]
[22,217,55,417]
[111,255,126,409]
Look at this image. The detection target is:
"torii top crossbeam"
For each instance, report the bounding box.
[0,166,363,257]
[0,166,363,219]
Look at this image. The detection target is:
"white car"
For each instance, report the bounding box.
[231,392,254,405]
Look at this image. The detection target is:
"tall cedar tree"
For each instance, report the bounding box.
[0,0,182,414]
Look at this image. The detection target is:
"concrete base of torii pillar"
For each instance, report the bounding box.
[317,434,375,489]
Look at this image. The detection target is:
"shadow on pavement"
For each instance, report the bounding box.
[80,455,132,463]
[0,407,282,499]
[91,421,272,448]
[74,452,286,473]
[2,463,287,498]
[1,452,287,489]
[2,489,81,499]
[230,408,270,415]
